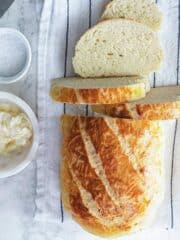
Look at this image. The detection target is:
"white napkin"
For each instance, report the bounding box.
[30,0,180,239]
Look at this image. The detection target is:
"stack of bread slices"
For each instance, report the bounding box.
[50,0,180,238]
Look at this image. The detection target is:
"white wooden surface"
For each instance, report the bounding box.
[34,0,180,239]
[0,1,41,240]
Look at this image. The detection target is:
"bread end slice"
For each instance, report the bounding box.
[92,86,180,120]
[50,76,150,105]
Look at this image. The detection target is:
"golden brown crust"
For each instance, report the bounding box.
[81,117,144,199]
[137,102,180,120]
[61,115,164,237]
[51,84,146,104]
[61,116,131,237]
[92,102,180,120]
[62,155,132,238]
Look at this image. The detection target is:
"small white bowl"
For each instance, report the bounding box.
[0,92,39,178]
[0,28,32,84]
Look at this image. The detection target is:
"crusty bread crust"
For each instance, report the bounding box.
[92,86,180,120]
[92,101,180,120]
[51,80,148,104]
[61,115,164,237]
[101,0,162,31]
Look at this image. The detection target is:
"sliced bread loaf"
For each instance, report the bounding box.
[101,0,162,31]
[92,86,180,120]
[73,19,163,78]
[50,76,150,104]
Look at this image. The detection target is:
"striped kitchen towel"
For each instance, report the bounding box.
[30,0,180,239]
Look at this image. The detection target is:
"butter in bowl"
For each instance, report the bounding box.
[0,92,39,178]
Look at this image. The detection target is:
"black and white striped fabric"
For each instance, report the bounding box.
[36,0,180,238]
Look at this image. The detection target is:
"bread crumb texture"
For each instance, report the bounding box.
[73,19,163,78]
[101,0,162,30]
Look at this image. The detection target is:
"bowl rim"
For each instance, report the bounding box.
[0,28,32,84]
[0,92,39,178]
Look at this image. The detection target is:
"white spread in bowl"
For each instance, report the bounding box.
[0,104,33,155]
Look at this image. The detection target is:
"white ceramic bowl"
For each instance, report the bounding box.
[0,28,32,84]
[0,92,39,178]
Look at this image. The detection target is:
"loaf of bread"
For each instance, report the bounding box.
[61,115,164,237]
[73,19,163,78]
[92,86,180,120]
[101,0,162,31]
[50,76,150,104]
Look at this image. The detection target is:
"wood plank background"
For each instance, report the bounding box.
[0,1,40,239]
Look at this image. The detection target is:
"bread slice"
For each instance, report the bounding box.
[61,115,164,237]
[101,0,162,31]
[50,76,150,104]
[73,19,163,78]
[92,86,180,120]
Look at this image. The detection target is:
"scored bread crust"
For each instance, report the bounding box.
[73,19,163,78]
[61,134,129,237]
[61,115,164,237]
[100,0,162,31]
[51,79,149,104]
[92,102,180,120]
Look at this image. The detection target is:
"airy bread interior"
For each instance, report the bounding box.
[101,0,162,30]
[73,19,163,77]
